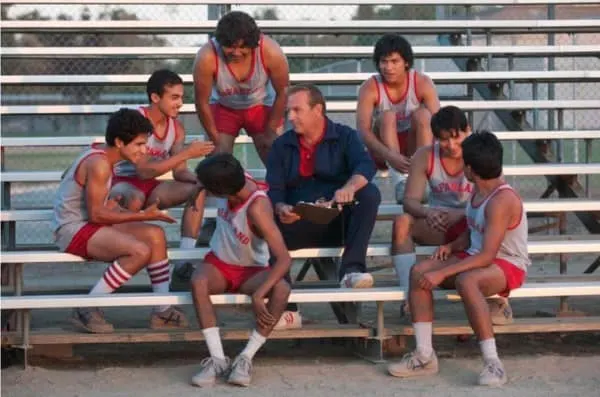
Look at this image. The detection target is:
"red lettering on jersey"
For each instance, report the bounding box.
[431,181,473,194]
[218,208,250,245]
[147,147,168,159]
[217,85,260,97]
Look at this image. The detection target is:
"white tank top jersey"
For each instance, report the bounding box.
[427,142,473,209]
[52,145,110,232]
[113,107,177,177]
[209,181,271,267]
[209,36,275,109]
[466,184,531,272]
[372,70,421,132]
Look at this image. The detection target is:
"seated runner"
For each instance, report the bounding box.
[189,153,292,388]
[387,131,531,387]
[53,108,189,333]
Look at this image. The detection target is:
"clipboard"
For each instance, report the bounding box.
[292,202,341,225]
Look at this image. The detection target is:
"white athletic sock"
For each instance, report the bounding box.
[90,261,132,295]
[147,259,171,312]
[393,253,417,297]
[240,329,266,360]
[202,327,225,360]
[480,338,499,362]
[174,237,197,272]
[413,322,433,358]
[180,237,196,250]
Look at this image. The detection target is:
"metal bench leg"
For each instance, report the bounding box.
[294,259,312,283]
[354,301,387,364]
[311,258,355,324]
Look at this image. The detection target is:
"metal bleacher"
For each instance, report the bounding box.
[1,0,599,365]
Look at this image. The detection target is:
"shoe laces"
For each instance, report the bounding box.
[483,361,505,378]
[233,355,252,373]
[403,352,429,370]
[199,357,228,374]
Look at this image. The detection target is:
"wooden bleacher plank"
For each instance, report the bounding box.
[1,323,370,346]
[386,316,600,336]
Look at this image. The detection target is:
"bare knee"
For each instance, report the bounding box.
[129,241,151,265]
[412,107,432,130]
[253,133,275,154]
[410,259,436,285]
[270,279,291,301]
[455,272,479,297]
[191,274,210,295]
[145,224,167,248]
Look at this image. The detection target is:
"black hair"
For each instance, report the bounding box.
[430,106,469,138]
[373,34,414,72]
[288,84,327,114]
[105,108,153,146]
[461,130,503,180]
[195,153,246,196]
[215,11,261,49]
[146,69,184,102]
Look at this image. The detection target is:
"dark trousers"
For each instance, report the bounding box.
[275,183,381,313]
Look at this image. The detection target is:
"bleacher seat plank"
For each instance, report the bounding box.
[1,323,370,346]
[3,282,600,311]
[4,70,599,86]
[3,199,600,223]
[2,130,600,147]
[3,100,600,115]
[3,19,599,35]
[386,316,600,336]
[3,45,599,59]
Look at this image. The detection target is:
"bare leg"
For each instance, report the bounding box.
[74,222,167,333]
[455,265,510,386]
[147,180,204,239]
[190,262,231,387]
[252,130,279,166]
[215,133,236,155]
[387,256,460,378]
[238,272,291,337]
[190,262,229,329]
[409,256,462,323]
[454,265,507,341]
[86,225,152,275]
[393,216,447,314]
[227,271,291,387]
[406,107,433,156]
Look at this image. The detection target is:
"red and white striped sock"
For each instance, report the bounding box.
[90,261,132,295]
[147,259,171,312]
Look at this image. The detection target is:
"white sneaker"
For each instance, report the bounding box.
[274,311,303,330]
[191,356,230,387]
[340,272,374,289]
[388,350,439,378]
[228,354,253,387]
[478,359,508,387]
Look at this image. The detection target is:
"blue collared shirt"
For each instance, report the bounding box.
[266,117,376,206]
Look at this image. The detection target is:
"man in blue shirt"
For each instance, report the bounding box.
[266,84,381,329]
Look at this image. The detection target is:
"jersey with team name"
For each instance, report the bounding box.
[427,142,473,209]
[209,36,275,109]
